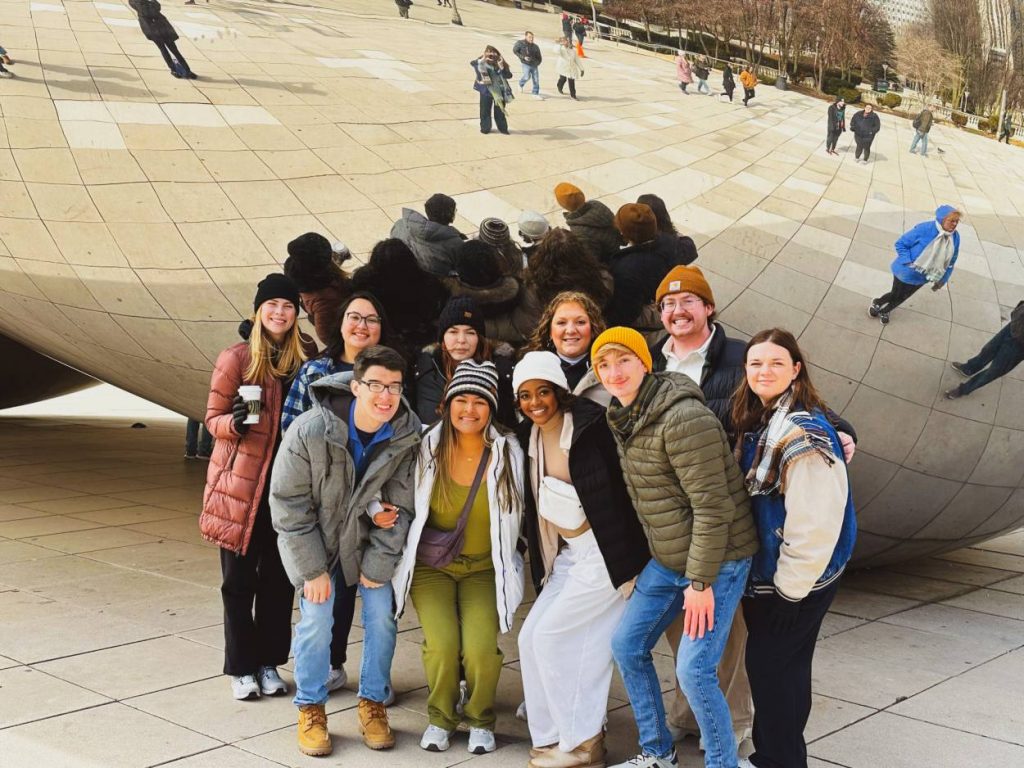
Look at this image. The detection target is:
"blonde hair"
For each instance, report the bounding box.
[592,341,634,366]
[243,308,307,383]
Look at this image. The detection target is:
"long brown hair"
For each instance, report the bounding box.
[523,291,607,355]
[525,229,612,308]
[730,328,829,437]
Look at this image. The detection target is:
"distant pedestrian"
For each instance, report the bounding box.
[472,45,514,135]
[676,52,693,94]
[999,114,1014,144]
[946,302,1024,399]
[826,98,846,155]
[869,206,961,325]
[437,0,452,6]
[910,106,933,156]
[851,104,880,163]
[573,17,587,47]
[739,66,758,106]
[513,31,543,98]
[395,0,412,18]
[0,43,13,79]
[721,63,735,102]
[185,417,212,459]
[554,36,583,101]
[694,58,711,94]
[129,0,196,79]
[561,12,573,42]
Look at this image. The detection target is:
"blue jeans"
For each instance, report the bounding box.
[185,418,212,456]
[612,556,752,764]
[910,130,929,155]
[958,324,1024,395]
[519,63,539,94]
[292,566,398,706]
[697,78,710,94]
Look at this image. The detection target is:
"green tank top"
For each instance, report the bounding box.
[428,475,491,557]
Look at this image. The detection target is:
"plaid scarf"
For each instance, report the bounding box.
[606,374,659,440]
[739,390,836,497]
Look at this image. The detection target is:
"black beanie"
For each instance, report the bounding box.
[456,240,502,288]
[438,296,485,342]
[253,273,300,312]
[287,232,332,262]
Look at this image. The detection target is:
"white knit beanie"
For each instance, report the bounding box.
[445,360,499,412]
[512,351,569,394]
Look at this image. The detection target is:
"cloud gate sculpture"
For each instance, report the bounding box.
[0,0,1021,566]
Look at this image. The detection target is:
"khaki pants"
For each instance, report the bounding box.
[664,609,753,741]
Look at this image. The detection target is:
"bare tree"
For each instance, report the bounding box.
[895,22,959,107]
[930,0,982,108]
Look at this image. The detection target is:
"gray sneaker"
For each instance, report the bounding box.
[257,666,287,696]
[420,724,453,752]
[231,674,260,700]
[468,727,496,754]
[951,361,969,377]
[609,752,678,768]
[326,666,347,692]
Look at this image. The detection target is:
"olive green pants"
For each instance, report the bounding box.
[410,557,503,730]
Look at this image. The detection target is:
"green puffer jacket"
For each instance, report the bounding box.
[607,372,758,584]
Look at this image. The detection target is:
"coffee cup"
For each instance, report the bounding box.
[238,385,262,424]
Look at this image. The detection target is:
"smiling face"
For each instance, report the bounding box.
[350,364,404,429]
[550,301,593,358]
[745,341,801,404]
[659,291,714,342]
[516,379,561,427]
[443,325,479,363]
[341,298,382,359]
[448,394,491,437]
[595,348,647,405]
[259,298,297,343]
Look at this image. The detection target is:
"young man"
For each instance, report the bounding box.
[271,346,423,757]
[592,326,758,768]
[513,30,543,98]
[910,106,932,156]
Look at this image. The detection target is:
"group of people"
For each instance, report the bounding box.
[198,178,866,768]
[824,98,880,161]
[676,55,759,108]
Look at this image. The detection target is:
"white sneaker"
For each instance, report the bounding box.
[608,752,678,768]
[515,700,528,721]
[326,666,347,692]
[231,674,260,700]
[0,71,13,79]
[420,724,453,752]
[257,666,287,696]
[533,94,545,100]
[455,680,468,715]
[737,759,756,768]
[468,727,496,754]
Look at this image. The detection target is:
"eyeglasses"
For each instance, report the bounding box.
[356,380,403,395]
[345,311,382,328]
[659,297,704,313]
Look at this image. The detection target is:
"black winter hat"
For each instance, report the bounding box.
[438,296,485,342]
[253,273,300,312]
[286,232,333,264]
[456,240,502,288]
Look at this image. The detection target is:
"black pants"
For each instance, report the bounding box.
[220,493,295,676]
[873,275,922,314]
[826,128,841,152]
[743,86,755,105]
[330,581,358,668]
[153,40,190,75]
[557,75,576,98]
[743,580,841,768]
[479,89,508,134]
[958,325,1024,396]
[724,86,734,102]
[854,136,873,160]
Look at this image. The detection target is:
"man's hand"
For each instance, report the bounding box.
[303,572,331,604]
[372,502,400,529]
[360,574,384,589]
[683,584,715,640]
[838,432,856,464]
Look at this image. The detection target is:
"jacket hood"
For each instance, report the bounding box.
[442,274,521,309]
[934,205,957,225]
[401,208,462,245]
[565,200,615,229]
[309,371,421,444]
[632,371,707,433]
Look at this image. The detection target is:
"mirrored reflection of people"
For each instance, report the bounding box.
[472,46,514,135]
[870,206,961,325]
[946,302,1024,399]
[826,98,846,155]
[851,103,880,163]
[739,65,758,106]
[999,114,1014,144]
[721,63,735,102]
[554,37,583,101]
[395,0,412,19]
[129,0,196,79]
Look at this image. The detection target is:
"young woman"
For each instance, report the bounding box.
[636,193,699,266]
[392,361,525,755]
[200,274,307,701]
[676,52,693,94]
[414,296,516,428]
[472,45,514,135]
[524,291,608,404]
[129,0,195,78]
[513,351,650,768]
[731,329,856,768]
[554,36,583,100]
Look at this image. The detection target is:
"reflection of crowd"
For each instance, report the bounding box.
[194,178,875,768]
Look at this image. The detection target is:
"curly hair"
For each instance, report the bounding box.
[524,228,611,308]
[523,290,607,355]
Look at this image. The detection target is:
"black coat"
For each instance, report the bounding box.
[512,39,542,65]
[413,344,516,428]
[605,235,688,327]
[516,397,650,592]
[828,103,846,133]
[851,110,880,141]
[722,67,735,95]
[657,231,698,266]
[129,0,177,43]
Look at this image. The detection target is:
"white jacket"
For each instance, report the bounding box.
[392,424,526,633]
[554,44,583,79]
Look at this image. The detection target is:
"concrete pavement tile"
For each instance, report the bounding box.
[941,588,1024,620]
[0,666,109,728]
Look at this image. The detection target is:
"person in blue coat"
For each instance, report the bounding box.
[869,205,961,325]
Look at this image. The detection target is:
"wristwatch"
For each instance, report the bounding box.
[690,580,708,592]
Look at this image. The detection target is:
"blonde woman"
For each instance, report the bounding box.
[200,274,307,701]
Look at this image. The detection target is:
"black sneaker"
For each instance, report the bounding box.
[868,303,881,318]
[944,387,962,400]
[879,312,890,325]
[951,362,969,377]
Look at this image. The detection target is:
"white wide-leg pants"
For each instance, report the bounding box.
[518,529,626,752]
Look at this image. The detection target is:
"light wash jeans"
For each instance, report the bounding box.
[519,63,540,94]
[910,130,929,155]
[697,78,710,94]
[292,566,397,706]
[611,556,752,765]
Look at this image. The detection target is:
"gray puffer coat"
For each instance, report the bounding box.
[390,208,464,277]
[564,200,622,265]
[269,372,422,588]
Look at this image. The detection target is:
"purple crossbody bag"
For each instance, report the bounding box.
[416,448,490,569]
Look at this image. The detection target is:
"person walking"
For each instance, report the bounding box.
[676,52,693,95]
[395,0,412,18]
[513,351,651,768]
[999,113,1014,144]
[271,345,423,757]
[739,66,757,106]
[721,63,735,102]
[554,36,583,100]
[199,274,308,702]
[573,17,588,48]
[184,417,212,460]
[869,206,961,325]
[0,43,14,78]
[561,12,573,43]
[694,58,711,94]
[472,46,514,135]
[392,361,525,755]
[732,329,856,768]
[129,0,196,79]
[591,327,757,768]
[826,98,846,155]
[910,106,933,156]
[513,31,543,99]
[851,103,880,163]
[945,301,1024,399]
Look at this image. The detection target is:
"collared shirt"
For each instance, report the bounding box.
[661,325,716,385]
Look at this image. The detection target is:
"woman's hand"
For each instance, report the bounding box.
[303,572,331,604]
[372,502,400,529]
[231,395,250,434]
[683,584,715,640]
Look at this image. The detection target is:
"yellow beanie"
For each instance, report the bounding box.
[590,327,653,373]
[656,265,715,306]
[554,182,586,212]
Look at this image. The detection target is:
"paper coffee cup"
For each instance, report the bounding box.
[238,385,262,424]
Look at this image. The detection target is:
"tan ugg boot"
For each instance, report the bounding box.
[529,733,606,768]
[297,704,332,756]
[358,697,396,749]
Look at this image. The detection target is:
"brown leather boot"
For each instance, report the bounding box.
[297,704,332,756]
[531,743,557,759]
[358,697,396,749]
[528,733,606,768]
